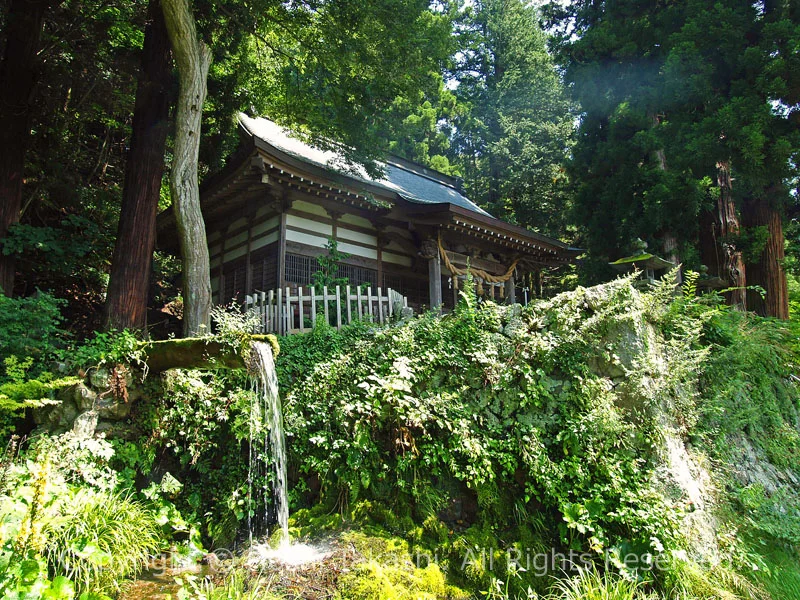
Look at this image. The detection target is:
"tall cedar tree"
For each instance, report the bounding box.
[449,0,575,236]
[104,0,172,332]
[545,0,701,280]
[545,0,798,318]
[0,0,53,297]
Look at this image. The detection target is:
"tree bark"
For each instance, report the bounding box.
[161,0,212,336]
[104,0,172,332]
[648,112,682,283]
[699,161,746,308]
[0,0,51,296]
[743,195,789,319]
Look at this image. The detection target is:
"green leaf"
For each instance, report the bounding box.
[42,577,74,600]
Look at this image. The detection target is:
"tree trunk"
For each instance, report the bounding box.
[743,195,789,319]
[649,112,682,283]
[0,0,51,296]
[700,161,746,308]
[161,0,212,336]
[104,0,172,332]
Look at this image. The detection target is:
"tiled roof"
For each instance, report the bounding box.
[239,114,493,218]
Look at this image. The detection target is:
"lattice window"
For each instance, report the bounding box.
[284,254,316,286]
[338,263,378,288]
[383,273,427,307]
[284,253,379,289]
[222,261,247,305]
[250,248,278,292]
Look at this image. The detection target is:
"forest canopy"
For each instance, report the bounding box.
[0,0,797,328]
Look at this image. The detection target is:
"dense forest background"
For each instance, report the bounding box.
[0,0,798,335]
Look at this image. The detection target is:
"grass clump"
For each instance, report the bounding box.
[44,489,159,595]
[550,567,642,600]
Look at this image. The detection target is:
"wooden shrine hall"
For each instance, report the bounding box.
[159,114,580,312]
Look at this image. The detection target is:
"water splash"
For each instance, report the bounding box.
[248,540,330,567]
[248,341,288,545]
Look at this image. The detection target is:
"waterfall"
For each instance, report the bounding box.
[246,340,328,565]
[248,341,289,546]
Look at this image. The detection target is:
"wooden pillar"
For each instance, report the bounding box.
[244,222,253,298]
[218,230,227,303]
[504,275,516,304]
[376,228,386,289]
[420,237,442,311]
[326,209,342,242]
[377,244,384,290]
[428,254,442,310]
[277,192,289,289]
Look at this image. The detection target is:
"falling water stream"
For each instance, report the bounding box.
[248,341,289,543]
[247,341,328,566]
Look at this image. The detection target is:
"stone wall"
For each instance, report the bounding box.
[34,366,144,439]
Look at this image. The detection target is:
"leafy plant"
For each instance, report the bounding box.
[312,238,351,293]
[0,558,76,600]
[65,330,145,371]
[550,567,641,600]
[44,490,159,595]
[282,275,685,589]
[174,570,278,600]
[0,292,65,372]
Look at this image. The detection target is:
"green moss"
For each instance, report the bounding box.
[338,561,448,600]
[260,334,280,358]
[337,532,462,600]
[290,505,346,538]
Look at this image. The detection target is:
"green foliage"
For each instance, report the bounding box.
[312,238,351,293]
[752,542,800,600]
[0,293,65,371]
[0,558,76,600]
[210,304,262,354]
[205,0,453,175]
[283,276,690,586]
[0,370,79,441]
[338,558,447,599]
[660,556,765,600]
[135,369,253,547]
[276,318,372,390]
[544,0,799,283]
[0,432,159,600]
[550,567,641,600]
[447,0,575,235]
[44,490,159,595]
[150,370,239,466]
[174,570,280,600]
[697,306,799,465]
[736,483,800,546]
[374,77,460,174]
[66,330,145,371]
[32,433,119,492]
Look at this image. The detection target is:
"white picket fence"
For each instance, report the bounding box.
[245,285,408,335]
